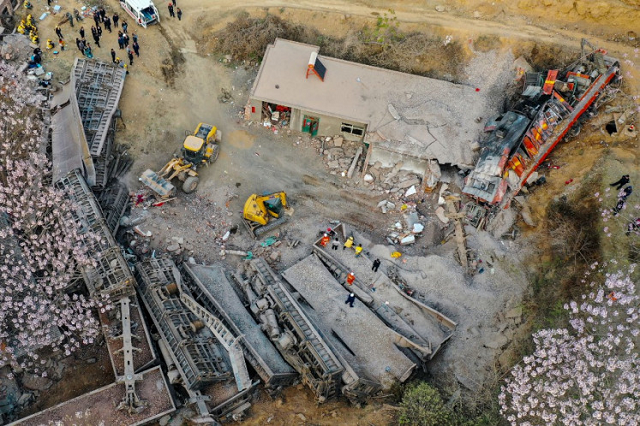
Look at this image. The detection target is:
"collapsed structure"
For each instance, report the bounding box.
[463,42,620,206]
[248,38,498,175]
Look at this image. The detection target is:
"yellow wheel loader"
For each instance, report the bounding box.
[139,123,221,198]
[242,192,293,239]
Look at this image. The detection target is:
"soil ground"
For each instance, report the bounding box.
[8,0,639,423]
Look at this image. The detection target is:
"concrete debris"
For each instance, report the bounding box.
[404,185,417,197]
[22,373,53,391]
[347,146,363,179]
[435,206,450,224]
[134,226,152,237]
[400,235,416,245]
[435,5,446,12]
[388,103,401,120]
[520,204,536,227]
[505,306,523,319]
[334,136,343,147]
[412,223,424,234]
[483,333,508,349]
[364,173,375,183]
[166,244,181,252]
[397,178,420,189]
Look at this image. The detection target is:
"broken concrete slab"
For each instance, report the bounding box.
[435,206,450,224]
[347,147,363,179]
[484,332,508,349]
[21,373,53,391]
[397,178,420,189]
[505,306,523,319]
[404,185,417,197]
[400,235,416,245]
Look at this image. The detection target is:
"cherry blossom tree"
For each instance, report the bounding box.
[0,62,104,372]
[499,267,640,425]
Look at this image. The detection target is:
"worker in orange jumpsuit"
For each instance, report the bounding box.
[320,233,330,247]
[346,272,355,285]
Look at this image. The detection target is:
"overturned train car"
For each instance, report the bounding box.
[463,44,620,205]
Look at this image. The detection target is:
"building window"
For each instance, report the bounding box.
[341,123,365,136]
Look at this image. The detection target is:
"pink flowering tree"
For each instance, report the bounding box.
[499,267,640,425]
[0,63,104,373]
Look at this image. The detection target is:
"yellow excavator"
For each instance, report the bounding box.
[243,192,293,239]
[140,123,221,198]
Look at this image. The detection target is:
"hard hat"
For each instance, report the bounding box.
[350,293,354,297]
[324,233,328,236]
[349,272,354,275]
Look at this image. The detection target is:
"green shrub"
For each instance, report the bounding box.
[399,382,453,426]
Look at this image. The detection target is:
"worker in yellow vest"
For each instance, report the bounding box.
[343,236,354,251]
[354,244,363,257]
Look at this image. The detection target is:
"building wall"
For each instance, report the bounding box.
[248,98,367,141]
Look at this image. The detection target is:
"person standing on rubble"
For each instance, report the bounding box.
[346,272,356,285]
[168,2,175,18]
[354,244,363,257]
[176,7,182,20]
[113,12,119,28]
[110,48,116,63]
[343,236,354,250]
[104,15,111,32]
[79,26,85,39]
[345,293,356,308]
[610,175,630,190]
[331,238,340,251]
[372,259,381,272]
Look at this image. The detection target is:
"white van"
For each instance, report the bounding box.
[120,0,160,28]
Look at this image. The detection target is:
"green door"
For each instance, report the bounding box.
[303,115,319,137]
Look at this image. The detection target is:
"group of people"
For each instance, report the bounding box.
[63,8,142,70]
[17,14,39,44]
[609,174,639,236]
[316,228,384,309]
[167,1,183,20]
[610,174,633,216]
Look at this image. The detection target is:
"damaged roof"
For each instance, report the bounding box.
[251,39,496,167]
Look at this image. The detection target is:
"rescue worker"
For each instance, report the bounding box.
[346,272,355,285]
[610,175,630,190]
[345,293,356,308]
[354,244,363,257]
[58,39,65,50]
[23,0,32,9]
[331,238,340,250]
[343,236,354,250]
[320,233,330,247]
[46,39,54,50]
[372,259,381,272]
